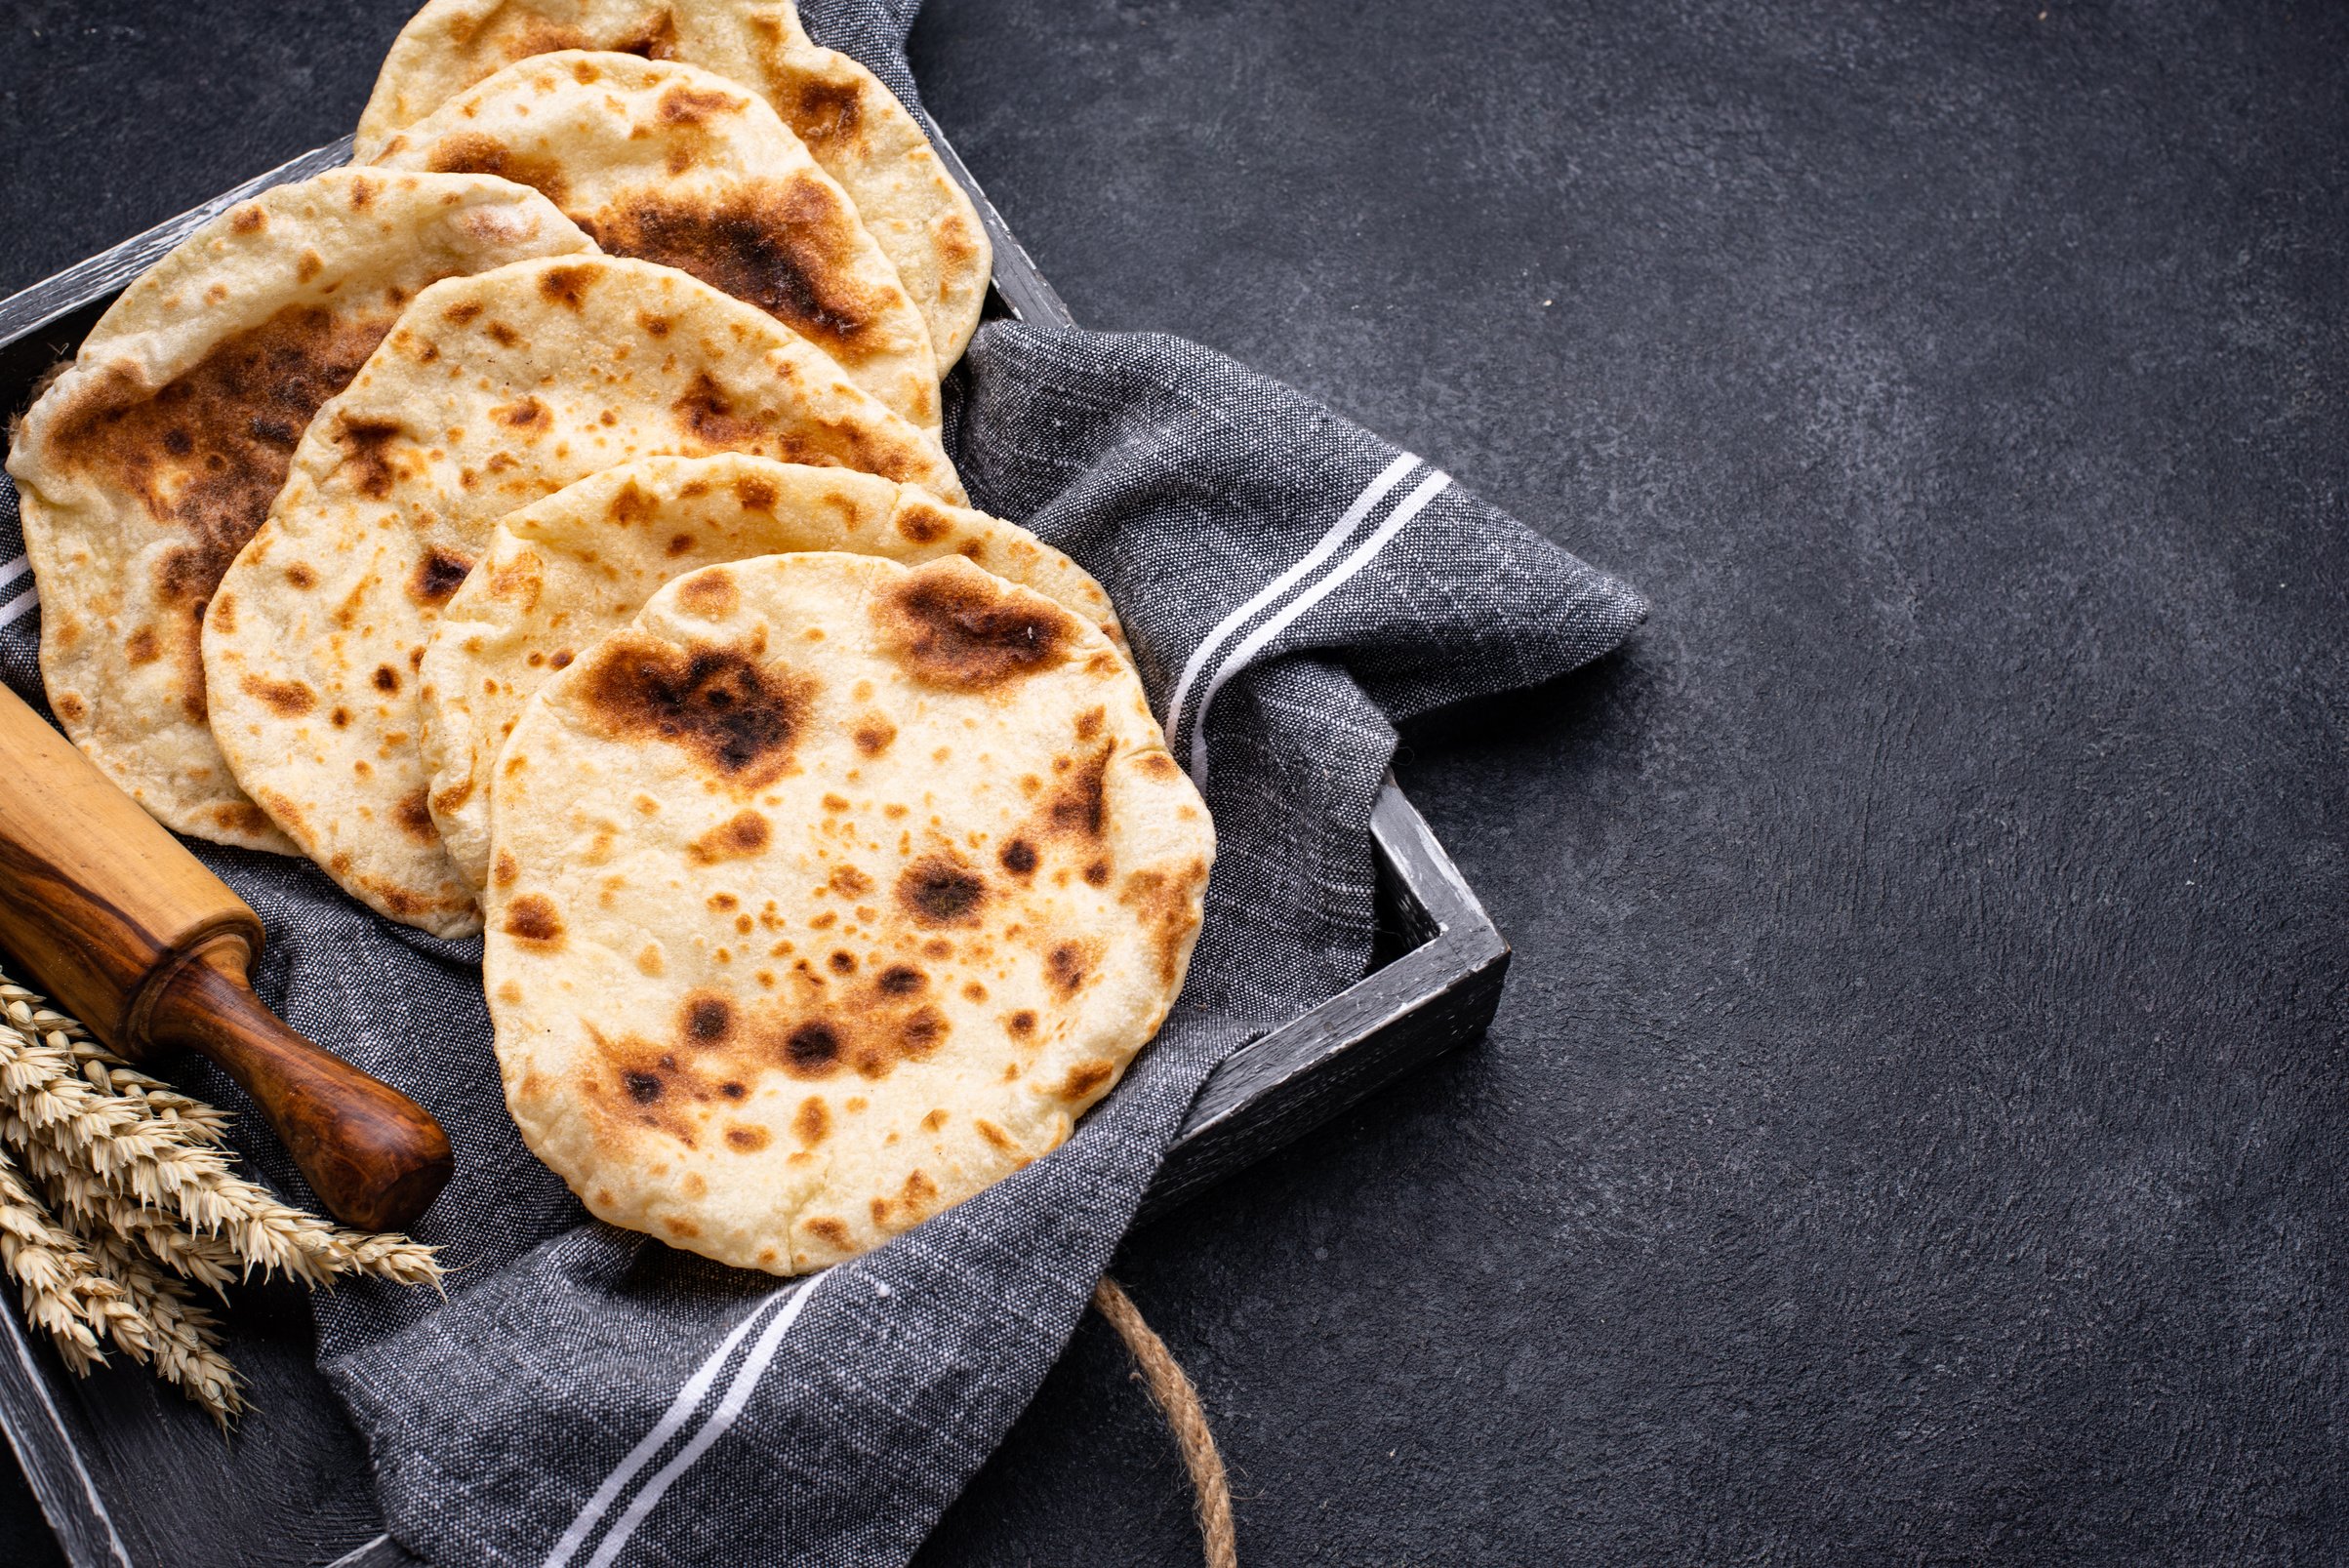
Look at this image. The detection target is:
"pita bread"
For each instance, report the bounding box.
[370,52,941,436]
[2,170,592,851]
[354,0,991,365]
[420,453,1126,893]
[202,254,965,936]
[484,552,1213,1273]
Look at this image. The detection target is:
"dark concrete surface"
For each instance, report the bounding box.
[4,1,2345,1563]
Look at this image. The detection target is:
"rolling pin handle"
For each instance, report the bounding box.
[144,943,453,1233]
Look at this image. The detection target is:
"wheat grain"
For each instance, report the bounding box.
[0,1146,122,1375]
[0,996,442,1291]
[85,1231,245,1427]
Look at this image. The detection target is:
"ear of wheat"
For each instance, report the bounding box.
[0,974,443,1425]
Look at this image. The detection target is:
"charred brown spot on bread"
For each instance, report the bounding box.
[490,395,549,432]
[791,1096,830,1146]
[782,1021,841,1076]
[1120,859,1212,985]
[1057,1061,1115,1103]
[875,561,1076,692]
[725,1122,771,1152]
[284,563,316,589]
[217,802,273,838]
[125,626,160,665]
[828,949,857,975]
[829,864,873,897]
[423,133,572,206]
[347,175,379,212]
[786,76,864,148]
[671,372,764,446]
[239,673,315,717]
[894,503,953,545]
[605,481,657,528]
[335,416,404,500]
[687,809,770,865]
[998,837,1037,877]
[732,474,778,511]
[45,306,394,660]
[1044,744,1113,840]
[584,180,879,354]
[577,632,810,788]
[409,547,472,606]
[1006,1010,1037,1039]
[536,263,597,310]
[503,893,565,951]
[675,566,739,619]
[393,789,437,842]
[1046,941,1098,998]
[1138,751,1181,779]
[876,964,925,997]
[975,1118,1019,1154]
[681,991,735,1047]
[229,204,265,234]
[801,1216,850,1249]
[896,857,986,927]
[852,714,897,756]
[894,1006,949,1062]
[656,82,738,128]
[442,300,484,329]
[493,849,519,888]
[372,663,401,693]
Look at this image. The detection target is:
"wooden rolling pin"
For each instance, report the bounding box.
[0,683,452,1231]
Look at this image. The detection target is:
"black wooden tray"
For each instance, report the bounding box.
[0,131,1510,1568]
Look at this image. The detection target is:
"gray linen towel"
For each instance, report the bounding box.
[0,3,1644,1560]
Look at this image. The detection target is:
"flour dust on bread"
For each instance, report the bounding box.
[2,170,592,852]
[369,52,942,436]
[354,0,992,364]
[421,453,1126,893]
[202,254,965,937]
[484,553,1214,1273]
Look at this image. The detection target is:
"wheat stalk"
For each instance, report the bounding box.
[0,1144,121,1374]
[0,970,442,1421]
[0,993,442,1291]
[85,1230,244,1427]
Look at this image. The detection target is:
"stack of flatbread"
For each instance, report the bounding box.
[3,0,1214,1273]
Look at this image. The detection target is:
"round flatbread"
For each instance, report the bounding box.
[354,0,991,365]
[203,254,965,936]
[484,552,1214,1273]
[370,52,941,436]
[2,169,592,850]
[421,453,1126,893]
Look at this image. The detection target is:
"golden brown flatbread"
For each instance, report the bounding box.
[202,254,964,936]
[484,552,1214,1272]
[420,452,1125,892]
[2,170,592,849]
[370,51,942,435]
[354,0,992,364]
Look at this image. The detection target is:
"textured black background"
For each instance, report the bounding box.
[5,1,2346,1563]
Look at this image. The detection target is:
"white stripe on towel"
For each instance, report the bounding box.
[1188,467,1452,785]
[543,1283,799,1568]
[1163,451,1419,753]
[582,1276,822,1568]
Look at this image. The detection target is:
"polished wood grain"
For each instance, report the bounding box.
[0,684,451,1232]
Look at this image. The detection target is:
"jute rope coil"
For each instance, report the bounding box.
[1095,1275,1239,1568]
